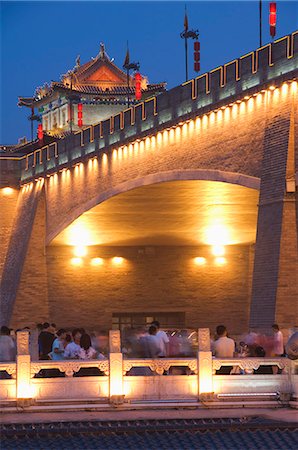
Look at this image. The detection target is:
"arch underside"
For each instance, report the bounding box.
[46,169,260,245]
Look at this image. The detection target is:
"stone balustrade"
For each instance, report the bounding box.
[0,329,297,408]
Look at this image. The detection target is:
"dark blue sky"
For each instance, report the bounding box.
[1,1,297,144]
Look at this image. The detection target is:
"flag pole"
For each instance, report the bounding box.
[259,0,262,47]
[185,33,188,82]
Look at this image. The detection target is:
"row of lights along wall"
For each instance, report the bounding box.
[71,256,228,267]
[70,244,228,266]
[19,80,297,186]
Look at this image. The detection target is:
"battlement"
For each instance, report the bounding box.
[2,31,297,183]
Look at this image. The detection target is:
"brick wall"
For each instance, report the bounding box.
[10,191,49,329]
[73,104,127,129]
[249,87,297,331]
[0,188,19,278]
[45,91,267,244]
[36,244,253,334]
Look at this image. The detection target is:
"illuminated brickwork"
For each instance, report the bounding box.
[10,244,253,333]
[0,33,297,330]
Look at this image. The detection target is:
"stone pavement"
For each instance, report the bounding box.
[1,407,297,424]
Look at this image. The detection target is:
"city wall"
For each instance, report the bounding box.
[0,33,297,331]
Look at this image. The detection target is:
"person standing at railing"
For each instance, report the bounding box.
[212,325,235,375]
[50,329,67,360]
[142,325,161,358]
[272,323,284,375]
[64,328,82,359]
[0,326,16,362]
[38,322,55,360]
[272,324,284,357]
[151,321,169,357]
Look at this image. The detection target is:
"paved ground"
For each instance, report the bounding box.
[1,407,297,424]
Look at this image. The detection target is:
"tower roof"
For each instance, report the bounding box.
[70,42,129,88]
[18,43,166,107]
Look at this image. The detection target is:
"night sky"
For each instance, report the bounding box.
[1,1,297,144]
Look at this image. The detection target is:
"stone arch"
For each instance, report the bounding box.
[46,169,260,245]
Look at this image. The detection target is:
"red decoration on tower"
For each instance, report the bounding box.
[37,123,43,141]
[194,40,200,72]
[135,72,142,101]
[77,103,83,127]
[269,2,277,39]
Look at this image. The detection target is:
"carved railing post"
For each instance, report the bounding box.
[16,331,32,401]
[197,328,213,400]
[109,330,124,404]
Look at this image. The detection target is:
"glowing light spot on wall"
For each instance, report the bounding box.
[71,257,83,266]
[232,104,238,119]
[256,93,262,107]
[61,169,70,182]
[101,153,108,174]
[182,123,188,137]
[74,163,83,173]
[224,107,231,121]
[73,245,87,257]
[17,383,36,399]
[204,223,231,246]
[163,130,168,145]
[214,256,227,265]
[119,147,123,160]
[91,257,104,266]
[247,98,254,112]
[93,157,98,170]
[68,223,93,247]
[112,149,118,161]
[240,101,246,115]
[145,138,150,149]
[291,81,297,93]
[281,83,288,96]
[168,128,174,144]
[273,87,280,102]
[2,187,14,196]
[216,110,223,123]
[202,115,208,129]
[195,117,201,129]
[151,136,156,149]
[139,140,145,153]
[211,245,225,257]
[269,85,275,91]
[112,256,124,265]
[175,126,181,140]
[88,159,93,170]
[194,257,206,266]
[209,112,215,124]
[157,132,162,145]
[134,141,139,155]
[188,119,194,133]
[129,144,133,156]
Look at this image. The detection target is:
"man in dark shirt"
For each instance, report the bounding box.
[38,322,55,360]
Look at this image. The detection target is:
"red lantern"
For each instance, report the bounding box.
[135,72,142,101]
[269,2,277,38]
[37,123,43,141]
[77,103,83,127]
[194,40,200,72]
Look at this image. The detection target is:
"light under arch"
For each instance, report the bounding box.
[46,169,260,245]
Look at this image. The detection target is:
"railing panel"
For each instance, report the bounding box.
[124,375,198,401]
[213,374,291,395]
[31,376,109,401]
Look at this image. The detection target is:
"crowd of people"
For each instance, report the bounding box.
[0,321,297,373]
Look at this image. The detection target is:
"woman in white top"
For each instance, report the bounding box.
[79,334,97,359]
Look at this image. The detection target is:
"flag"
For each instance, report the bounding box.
[184,12,188,31]
[123,48,130,67]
